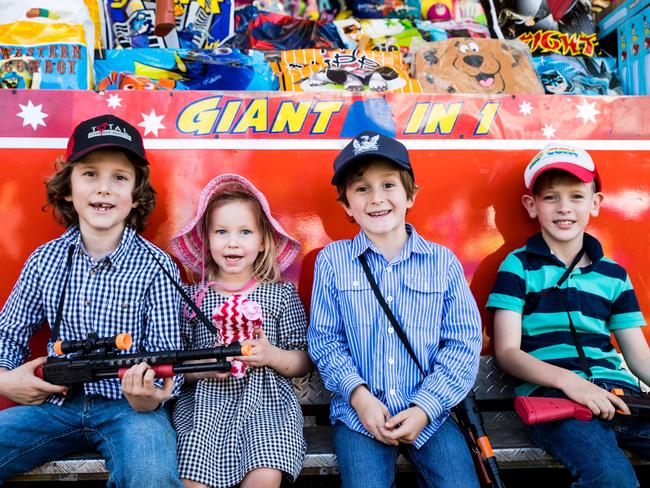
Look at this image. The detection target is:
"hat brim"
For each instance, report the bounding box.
[331,152,413,185]
[170,174,301,278]
[528,162,600,192]
[68,143,149,166]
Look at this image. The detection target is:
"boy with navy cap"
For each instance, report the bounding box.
[309,131,482,487]
[0,114,183,486]
[488,143,650,486]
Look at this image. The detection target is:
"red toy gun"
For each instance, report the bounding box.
[515,392,650,425]
[35,332,252,386]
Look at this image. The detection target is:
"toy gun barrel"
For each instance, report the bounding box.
[455,393,505,488]
[37,341,252,385]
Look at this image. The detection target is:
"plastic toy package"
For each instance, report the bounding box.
[0,0,94,89]
[351,0,421,20]
[415,19,490,41]
[532,54,622,95]
[485,0,597,56]
[95,47,278,91]
[105,0,233,49]
[420,0,486,23]
[227,5,345,50]
[335,18,423,52]
[270,48,422,92]
[412,37,544,93]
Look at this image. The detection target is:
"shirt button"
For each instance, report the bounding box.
[353,281,359,287]
[89,269,95,276]
[84,299,90,306]
[390,389,396,396]
[388,358,395,365]
[386,295,393,302]
[386,267,392,273]
[387,327,394,334]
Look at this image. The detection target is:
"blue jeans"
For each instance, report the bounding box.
[333,416,480,488]
[0,389,182,488]
[529,391,650,488]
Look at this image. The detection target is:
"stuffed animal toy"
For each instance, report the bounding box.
[212,295,263,378]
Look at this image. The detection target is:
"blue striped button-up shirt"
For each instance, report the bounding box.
[0,225,183,404]
[308,225,482,447]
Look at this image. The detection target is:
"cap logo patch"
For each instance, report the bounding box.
[352,134,379,155]
[88,123,132,141]
[527,147,582,170]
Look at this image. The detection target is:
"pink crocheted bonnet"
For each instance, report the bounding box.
[169,173,301,279]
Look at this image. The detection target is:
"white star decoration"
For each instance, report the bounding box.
[575,99,600,125]
[106,94,122,109]
[542,124,556,139]
[17,100,48,130]
[518,101,533,116]
[138,109,165,137]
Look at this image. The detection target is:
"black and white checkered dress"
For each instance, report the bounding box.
[173,281,307,487]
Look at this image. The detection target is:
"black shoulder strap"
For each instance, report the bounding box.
[554,247,593,378]
[138,237,219,336]
[358,254,425,377]
[50,245,76,342]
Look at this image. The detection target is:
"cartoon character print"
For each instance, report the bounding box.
[540,69,572,94]
[96,72,177,90]
[304,65,401,92]
[415,38,544,94]
[212,295,263,378]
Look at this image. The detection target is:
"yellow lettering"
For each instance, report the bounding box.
[177,96,222,135]
[270,101,311,133]
[423,102,463,135]
[311,101,344,134]
[215,100,242,133]
[110,0,129,8]
[474,102,500,135]
[233,99,268,133]
[403,103,430,135]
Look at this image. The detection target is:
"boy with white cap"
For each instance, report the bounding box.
[488,143,650,487]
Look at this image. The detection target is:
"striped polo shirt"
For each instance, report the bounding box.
[487,232,645,396]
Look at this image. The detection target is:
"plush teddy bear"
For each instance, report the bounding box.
[212,295,263,378]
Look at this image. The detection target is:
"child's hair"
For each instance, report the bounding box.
[44,150,156,233]
[532,168,598,196]
[202,189,280,284]
[335,158,419,207]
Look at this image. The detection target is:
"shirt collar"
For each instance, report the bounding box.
[525,232,604,265]
[61,225,137,270]
[350,224,432,261]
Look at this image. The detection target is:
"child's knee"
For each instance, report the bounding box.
[240,467,282,488]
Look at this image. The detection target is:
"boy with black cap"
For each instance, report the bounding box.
[0,114,183,486]
[308,131,482,487]
[488,144,650,487]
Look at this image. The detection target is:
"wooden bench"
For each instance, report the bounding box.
[9,356,650,481]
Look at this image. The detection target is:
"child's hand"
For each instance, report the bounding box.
[384,406,429,444]
[237,328,279,368]
[0,357,68,405]
[350,385,398,445]
[562,373,630,420]
[121,362,174,412]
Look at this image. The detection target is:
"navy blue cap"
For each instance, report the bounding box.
[65,114,148,165]
[332,131,413,185]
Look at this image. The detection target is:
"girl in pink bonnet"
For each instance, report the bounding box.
[169,174,311,488]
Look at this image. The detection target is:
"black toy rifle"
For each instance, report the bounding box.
[455,392,506,488]
[35,332,252,385]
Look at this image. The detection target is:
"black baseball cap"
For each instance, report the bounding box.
[64,114,148,165]
[332,131,413,185]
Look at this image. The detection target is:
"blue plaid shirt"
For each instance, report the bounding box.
[308,225,482,448]
[0,225,183,404]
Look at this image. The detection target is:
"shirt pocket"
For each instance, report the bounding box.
[401,273,446,328]
[103,298,146,341]
[336,272,375,327]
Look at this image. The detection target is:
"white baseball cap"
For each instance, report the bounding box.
[524,143,601,193]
